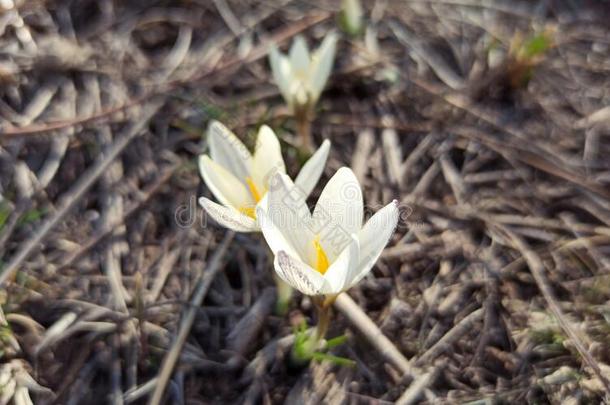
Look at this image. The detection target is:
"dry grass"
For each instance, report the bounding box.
[1,0,610,403]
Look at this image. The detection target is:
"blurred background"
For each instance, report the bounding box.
[1,0,610,404]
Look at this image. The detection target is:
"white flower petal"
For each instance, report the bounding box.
[308,32,338,102]
[199,197,259,232]
[269,46,293,105]
[13,387,33,405]
[323,235,359,293]
[266,174,314,259]
[207,120,252,180]
[251,125,286,193]
[294,139,331,198]
[274,251,327,296]
[314,167,363,239]
[349,200,399,288]
[256,201,300,258]
[289,35,311,74]
[257,173,314,259]
[292,82,309,108]
[199,155,253,209]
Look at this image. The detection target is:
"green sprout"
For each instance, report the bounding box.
[507,28,554,87]
[17,207,46,227]
[519,33,552,61]
[291,321,355,367]
[338,0,364,37]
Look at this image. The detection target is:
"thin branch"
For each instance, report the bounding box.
[148,231,234,405]
[0,100,163,286]
[496,224,610,395]
[414,308,484,366]
[395,365,441,405]
[334,293,417,378]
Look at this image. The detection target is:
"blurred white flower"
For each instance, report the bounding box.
[257,167,399,296]
[269,33,338,116]
[198,120,330,232]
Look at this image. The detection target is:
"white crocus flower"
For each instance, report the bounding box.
[198,120,330,232]
[257,167,399,296]
[269,33,338,115]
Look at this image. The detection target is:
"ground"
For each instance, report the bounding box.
[1,0,610,404]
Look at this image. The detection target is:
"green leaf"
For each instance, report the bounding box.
[523,34,551,59]
[18,208,46,226]
[311,352,356,367]
[337,12,363,37]
[172,118,204,138]
[530,328,565,346]
[198,101,227,121]
[324,334,349,349]
[292,320,310,347]
[15,271,27,286]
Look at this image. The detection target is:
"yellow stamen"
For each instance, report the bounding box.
[238,206,256,219]
[313,236,329,275]
[246,177,262,203]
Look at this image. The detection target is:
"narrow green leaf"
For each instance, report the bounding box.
[324,335,349,349]
[523,34,550,59]
[312,352,356,367]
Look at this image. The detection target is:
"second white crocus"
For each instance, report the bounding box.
[198,120,330,232]
[257,167,399,297]
[269,33,338,116]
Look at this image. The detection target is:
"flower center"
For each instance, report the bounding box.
[238,206,256,218]
[313,236,329,275]
[294,66,309,81]
[238,176,264,219]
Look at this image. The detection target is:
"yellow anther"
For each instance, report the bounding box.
[238,206,256,219]
[246,176,262,203]
[313,236,329,275]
